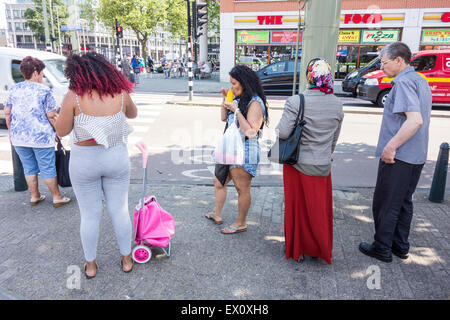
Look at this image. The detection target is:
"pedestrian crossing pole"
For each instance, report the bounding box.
[186,0,193,101]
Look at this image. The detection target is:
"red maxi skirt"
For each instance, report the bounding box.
[283,165,333,264]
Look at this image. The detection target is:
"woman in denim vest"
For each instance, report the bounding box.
[205,65,268,234]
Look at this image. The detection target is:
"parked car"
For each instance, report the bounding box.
[358,50,450,108]
[256,59,301,95]
[0,47,68,124]
[341,56,381,96]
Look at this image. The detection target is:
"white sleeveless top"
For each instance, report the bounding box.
[72,92,133,148]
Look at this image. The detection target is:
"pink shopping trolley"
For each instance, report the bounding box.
[132,142,175,264]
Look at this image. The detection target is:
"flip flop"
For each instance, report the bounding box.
[30,195,46,206]
[204,212,224,225]
[53,196,71,208]
[221,225,247,234]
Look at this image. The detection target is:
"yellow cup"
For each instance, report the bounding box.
[226,90,234,103]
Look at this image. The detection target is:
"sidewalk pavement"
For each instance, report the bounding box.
[0,175,448,300]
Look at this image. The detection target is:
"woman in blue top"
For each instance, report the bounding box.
[4,56,71,207]
[205,65,268,234]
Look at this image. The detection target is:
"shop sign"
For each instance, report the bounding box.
[236,30,270,44]
[421,29,450,44]
[271,31,301,44]
[338,30,360,43]
[257,16,283,25]
[344,14,382,24]
[442,13,450,22]
[361,29,400,43]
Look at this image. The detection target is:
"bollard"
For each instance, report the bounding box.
[11,144,28,192]
[428,142,449,203]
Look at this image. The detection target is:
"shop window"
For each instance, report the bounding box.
[359,46,383,65]
[236,45,269,70]
[270,46,296,64]
[11,60,25,83]
[411,55,437,71]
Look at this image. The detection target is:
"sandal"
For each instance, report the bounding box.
[53,196,71,208]
[30,195,46,206]
[221,225,247,234]
[204,212,223,225]
[84,261,99,279]
[121,255,134,273]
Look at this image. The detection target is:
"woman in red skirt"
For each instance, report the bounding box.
[276,58,344,264]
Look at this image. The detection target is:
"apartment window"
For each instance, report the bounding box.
[24,35,32,43]
[16,35,23,43]
[6,10,11,18]
[15,22,22,30]
[13,10,21,18]
[8,22,12,31]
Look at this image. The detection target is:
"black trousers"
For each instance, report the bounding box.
[372,159,424,253]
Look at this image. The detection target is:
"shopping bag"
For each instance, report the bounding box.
[214,111,245,165]
[55,137,71,187]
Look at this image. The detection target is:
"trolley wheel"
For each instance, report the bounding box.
[132,245,152,264]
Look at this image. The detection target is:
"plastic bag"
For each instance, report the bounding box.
[214,111,244,165]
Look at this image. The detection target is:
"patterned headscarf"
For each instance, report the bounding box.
[306,58,334,94]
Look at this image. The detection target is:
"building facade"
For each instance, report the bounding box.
[220,0,450,81]
[0,0,186,63]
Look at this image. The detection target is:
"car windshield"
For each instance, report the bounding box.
[365,56,380,67]
[44,59,68,83]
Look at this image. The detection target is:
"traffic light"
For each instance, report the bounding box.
[115,25,123,38]
[192,1,207,40]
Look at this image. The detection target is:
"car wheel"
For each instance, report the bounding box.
[377,90,389,108]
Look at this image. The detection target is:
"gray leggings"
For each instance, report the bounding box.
[69,144,132,262]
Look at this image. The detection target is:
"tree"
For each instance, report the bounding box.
[24,0,69,45]
[207,0,220,36]
[97,0,187,61]
[78,0,98,30]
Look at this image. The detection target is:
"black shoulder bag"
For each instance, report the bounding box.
[55,136,72,187]
[268,94,306,165]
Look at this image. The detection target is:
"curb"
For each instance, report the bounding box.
[165,100,450,118]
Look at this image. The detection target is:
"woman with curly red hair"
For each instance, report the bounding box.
[55,52,137,279]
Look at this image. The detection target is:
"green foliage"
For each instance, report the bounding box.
[97,0,187,60]
[207,0,220,35]
[23,0,69,41]
[78,0,98,30]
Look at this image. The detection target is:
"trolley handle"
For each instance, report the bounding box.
[136,142,149,210]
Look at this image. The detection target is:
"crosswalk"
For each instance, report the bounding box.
[0,92,165,175]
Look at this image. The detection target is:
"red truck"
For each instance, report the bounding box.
[357,50,450,107]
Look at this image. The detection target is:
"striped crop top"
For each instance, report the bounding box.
[72,92,133,148]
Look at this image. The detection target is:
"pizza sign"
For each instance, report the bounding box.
[361,30,400,43]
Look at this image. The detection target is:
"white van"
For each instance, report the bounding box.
[0,47,68,124]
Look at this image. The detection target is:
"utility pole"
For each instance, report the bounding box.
[299,0,342,93]
[67,0,80,53]
[55,6,62,54]
[49,0,56,52]
[41,0,51,51]
[292,0,305,95]
[186,0,193,101]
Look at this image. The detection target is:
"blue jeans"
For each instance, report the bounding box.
[14,146,56,179]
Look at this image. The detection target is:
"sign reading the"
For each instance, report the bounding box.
[338,30,360,43]
[344,14,382,24]
[257,16,283,25]
[421,29,450,44]
[361,29,400,43]
[236,30,270,44]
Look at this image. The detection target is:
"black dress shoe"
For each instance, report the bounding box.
[391,245,409,260]
[359,242,392,263]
